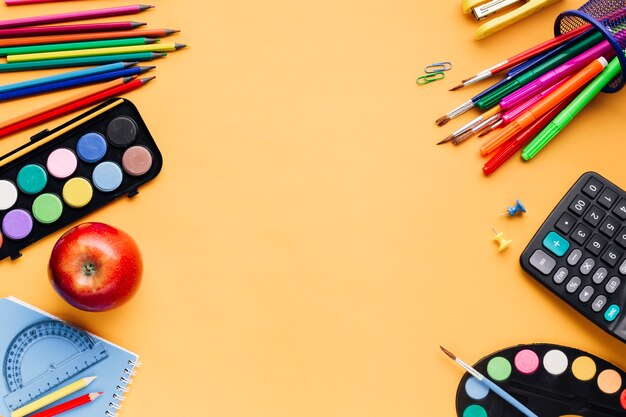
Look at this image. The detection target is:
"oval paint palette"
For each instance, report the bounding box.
[0,98,162,261]
[455,344,626,417]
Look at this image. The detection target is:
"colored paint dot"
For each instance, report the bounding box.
[620,389,626,410]
[62,177,93,208]
[463,404,487,417]
[0,180,18,210]
[17,164,47,195]
[543,350,568,375]
[47,148,77,179]
[77,132,107,163]
[122,145,153,176]
[32,193,63,224]
[572,356,596,381]
[92,161,123,192]
[2,209,33,240]
[465,377,489,400]
[598,369,622,394]
[487,357,512,381]
[107,116,137,147]
[515,349,539,374]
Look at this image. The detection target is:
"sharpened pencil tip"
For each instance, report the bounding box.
[141,76,156,84]
[139,5,155,11]
[440,346,456,360]
[122,61,139,68]
[174,43,187,49]
[145,38,159,44]
[166,29,181,35]
[139,66,156,73]
[435,115,450,126]
[449,83,464,91]
[131,22,147,28]
[437,134,454,145]
[122,75,137,83]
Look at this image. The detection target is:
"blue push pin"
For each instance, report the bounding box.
[502,199,526,217]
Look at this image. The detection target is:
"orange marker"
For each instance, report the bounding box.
[480,57,608,156]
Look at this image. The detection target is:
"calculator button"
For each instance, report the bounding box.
[592,295,607,312]
[593,267,608,284]
[602,246,623,267]
[616,227,626,249]
[613,199,626,220]
[571,224,591,245]
[584,205,605,227]
[583,177,603,198]
[606,277,621,294]
[555,213,576,235]
[566,277,582,293]
[586,234,607,256]
[605,304,621,322]
[580,258,595,275]
[620,259,626,275]
[599,188,618,209]
[567,249,583,266]
[543,231,570,257]
[553,267,568,284]
[600,216,619,238]
[529,250,556,275]
[579,286,594,303]
[569,195,590,216]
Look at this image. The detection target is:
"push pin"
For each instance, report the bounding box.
[492,227,512,252]
[501,199,526,217]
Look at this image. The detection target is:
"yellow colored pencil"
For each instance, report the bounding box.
[11,376,96,417]
[8,43,186,63]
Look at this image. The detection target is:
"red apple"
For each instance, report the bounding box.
[49,222,143,312]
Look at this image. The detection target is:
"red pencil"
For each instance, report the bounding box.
[0,22,145,39]
[30,392,103,417]
[0,76,154,139]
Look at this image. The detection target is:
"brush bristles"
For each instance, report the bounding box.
[478,128,493,138]
[437,134,454,145]
[440,346,456,360]
[435,115,450,126]
[449,83,464,91]
[452,130,473,145]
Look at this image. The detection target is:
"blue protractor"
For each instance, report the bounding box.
[3,320,109,411]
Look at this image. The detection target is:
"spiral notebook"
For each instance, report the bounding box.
[0,296,139,417]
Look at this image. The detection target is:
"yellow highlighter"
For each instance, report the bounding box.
[11,376,96,417]
[463,0,563,40]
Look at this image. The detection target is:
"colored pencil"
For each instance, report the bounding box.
[11,376,97,417]
[0,22,145,39]
[0,61,136,94]
[0,5,153,30]
[0,29,179,48]
[0,37,158,57]
[0,76,152,138]
[7,0,88,3]
[9,43,186,62]
[0,53,164,72]
[30,392,103,417]
[441,347,539,417]
[0,66,153,101]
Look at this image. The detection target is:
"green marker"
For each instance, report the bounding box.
[0,37,158,57]
[522,57,621,160]
[0,52,166,73]
[476,31,605,111]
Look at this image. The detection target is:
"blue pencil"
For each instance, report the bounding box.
[0,61,137,95]
[441,347,539,417]
[0,66,155,101]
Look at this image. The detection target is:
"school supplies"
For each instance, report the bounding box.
[502,199,526,216]
[6,0,86,4]
[0,22,145,39]
[12,377,97,417]
[0,52,164,73]
[0,296,139,416]
[0,37,158,57]
[30,393,103,417]
[0,98,162,260]
[463,0,563,40]
[424,61,452,73]
[491,228,512,252]
[520,172,626,343]
[440,346,539,417]
[453,343,626,417]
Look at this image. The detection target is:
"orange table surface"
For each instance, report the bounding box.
[3,0,626,416]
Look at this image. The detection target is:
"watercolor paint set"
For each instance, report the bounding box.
[456,343,626,417]
[0,97,162,261]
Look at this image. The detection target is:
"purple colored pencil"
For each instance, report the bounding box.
[0,5,153,30]
[0,22,145,39]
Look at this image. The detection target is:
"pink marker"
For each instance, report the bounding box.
[501,77,569,125]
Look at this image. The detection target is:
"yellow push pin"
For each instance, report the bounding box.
[492,227,512,252]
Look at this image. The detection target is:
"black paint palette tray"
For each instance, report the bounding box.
[455,343,626,417]
[0,98,162,261]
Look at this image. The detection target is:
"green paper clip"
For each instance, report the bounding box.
[416,72,444,85]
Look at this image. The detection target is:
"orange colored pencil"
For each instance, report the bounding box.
[0,28,179,48]
[479,57,608,156]
[30,392,102,417]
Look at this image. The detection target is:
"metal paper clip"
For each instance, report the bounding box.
[416,72,445,85]
[424,61,452,73]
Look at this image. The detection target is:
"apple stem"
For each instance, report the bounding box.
[82,263,96,277]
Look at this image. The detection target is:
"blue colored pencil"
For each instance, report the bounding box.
[0,66,154,101]
[0,61,137,94]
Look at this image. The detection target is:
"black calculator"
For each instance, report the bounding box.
[520,172,626,343]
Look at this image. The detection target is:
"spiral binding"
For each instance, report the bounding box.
[104,358,140,416]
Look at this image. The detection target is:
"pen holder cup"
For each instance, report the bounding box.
[555,1,626,93]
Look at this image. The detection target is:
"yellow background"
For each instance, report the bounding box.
[3,0,626,415]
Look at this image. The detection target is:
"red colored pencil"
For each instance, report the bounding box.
[0,29,179,48]
[30,392,103,417]
[0,22,145,39]
[0,76,154,139]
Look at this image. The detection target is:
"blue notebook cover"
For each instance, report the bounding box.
[0,296,139,417]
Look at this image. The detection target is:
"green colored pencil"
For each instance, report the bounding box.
[0,52,166,73]
[0,37,159,57]
[8,43,186,63]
